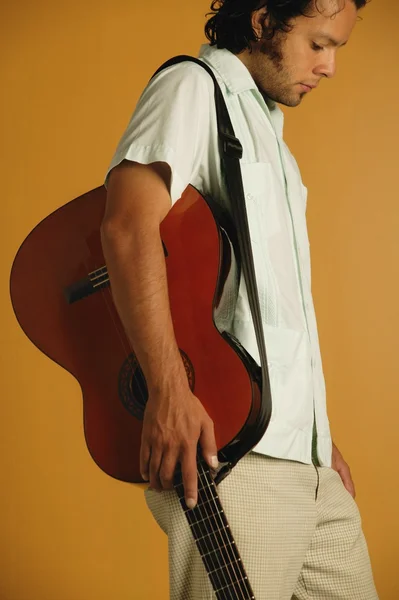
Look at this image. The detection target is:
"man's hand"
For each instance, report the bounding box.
[140,388,218,510]
[332,442,356,498]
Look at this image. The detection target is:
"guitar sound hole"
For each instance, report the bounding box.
[118,350,195,420]
[130,367,148,416]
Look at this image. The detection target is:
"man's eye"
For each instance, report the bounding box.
[312,43,324,51]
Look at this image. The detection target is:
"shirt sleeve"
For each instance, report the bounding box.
[104,61,215,204]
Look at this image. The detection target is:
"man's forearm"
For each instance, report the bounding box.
[101,224,188,396]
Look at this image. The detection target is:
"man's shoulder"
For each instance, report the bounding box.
[148,58,215,95]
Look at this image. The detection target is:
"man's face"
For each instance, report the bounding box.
[240,0,359,107]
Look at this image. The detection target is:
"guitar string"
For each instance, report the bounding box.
[179,456,248,600]
[86,250,251,599]
[200,461,254,600]
[191,479,233,600]
[182,463,237,599]
[194,463,247,600]
[197,461,250,599]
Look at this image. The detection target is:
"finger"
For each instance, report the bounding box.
[180,446,198,509]
[199,421,218,471]
[339,467,356,499]
[140,437,151,481]
[159,448,179,490]
[149,445,163,492]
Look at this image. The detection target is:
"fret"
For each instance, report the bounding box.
[181,502,219,525]
[204,557,248,595]
[199,546,228,579]
[189,514,236,557]
[199,539,236,559]
[187,509,224,526]
[193,523,230,543]
[174,478,216,497]
[208,557,242,575]
[195,485,218,507]
[177,488,220,515]
[174,462,212,483]
[183,494,221,512]
[191,523,233,547]
[201,551,247,596]
[199,546,241,582]
[197,537,244,580]
[215,577,249,592]
[191,525,232,551]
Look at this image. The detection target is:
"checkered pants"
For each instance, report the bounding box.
[145,452,378,599]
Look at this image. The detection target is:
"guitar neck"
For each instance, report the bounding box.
[174,460,255,600]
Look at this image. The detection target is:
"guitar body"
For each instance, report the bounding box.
[10,185,265,483]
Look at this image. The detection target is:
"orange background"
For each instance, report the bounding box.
[1,0,398,598]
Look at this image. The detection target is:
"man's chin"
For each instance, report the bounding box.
[262,87,304,108]
[279,93,305,108]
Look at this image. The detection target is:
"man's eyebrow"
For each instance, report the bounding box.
[317,33,348,47]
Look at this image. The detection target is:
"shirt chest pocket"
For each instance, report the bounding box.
[240,162,281,241]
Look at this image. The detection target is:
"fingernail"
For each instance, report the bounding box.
[211,455,219,469]
[186,498,196,510]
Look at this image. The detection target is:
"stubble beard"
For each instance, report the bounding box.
[256,29,303,108]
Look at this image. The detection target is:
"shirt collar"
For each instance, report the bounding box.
[199,43,258,95]
[198,44,284,138]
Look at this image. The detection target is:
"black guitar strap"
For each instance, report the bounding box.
[151,56,272,456]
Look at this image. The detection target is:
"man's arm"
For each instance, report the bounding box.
[101,160,218,508]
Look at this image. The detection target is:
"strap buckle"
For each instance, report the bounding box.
[221,132,243,160]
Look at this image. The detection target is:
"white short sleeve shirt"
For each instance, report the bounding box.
[105,44,333,467]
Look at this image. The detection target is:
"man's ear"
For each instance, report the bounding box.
[251,6,269,40]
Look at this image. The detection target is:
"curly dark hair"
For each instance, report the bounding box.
[205,0,369,54]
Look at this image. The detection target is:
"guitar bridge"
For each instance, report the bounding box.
[64,266,110,304]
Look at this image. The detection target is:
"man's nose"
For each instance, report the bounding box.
[316,55,337,79]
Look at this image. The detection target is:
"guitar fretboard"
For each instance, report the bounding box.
[174,461,255,600]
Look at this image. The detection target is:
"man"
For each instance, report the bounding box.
[102,0,378,597]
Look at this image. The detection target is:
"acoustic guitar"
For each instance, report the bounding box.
[10,184,271,599]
